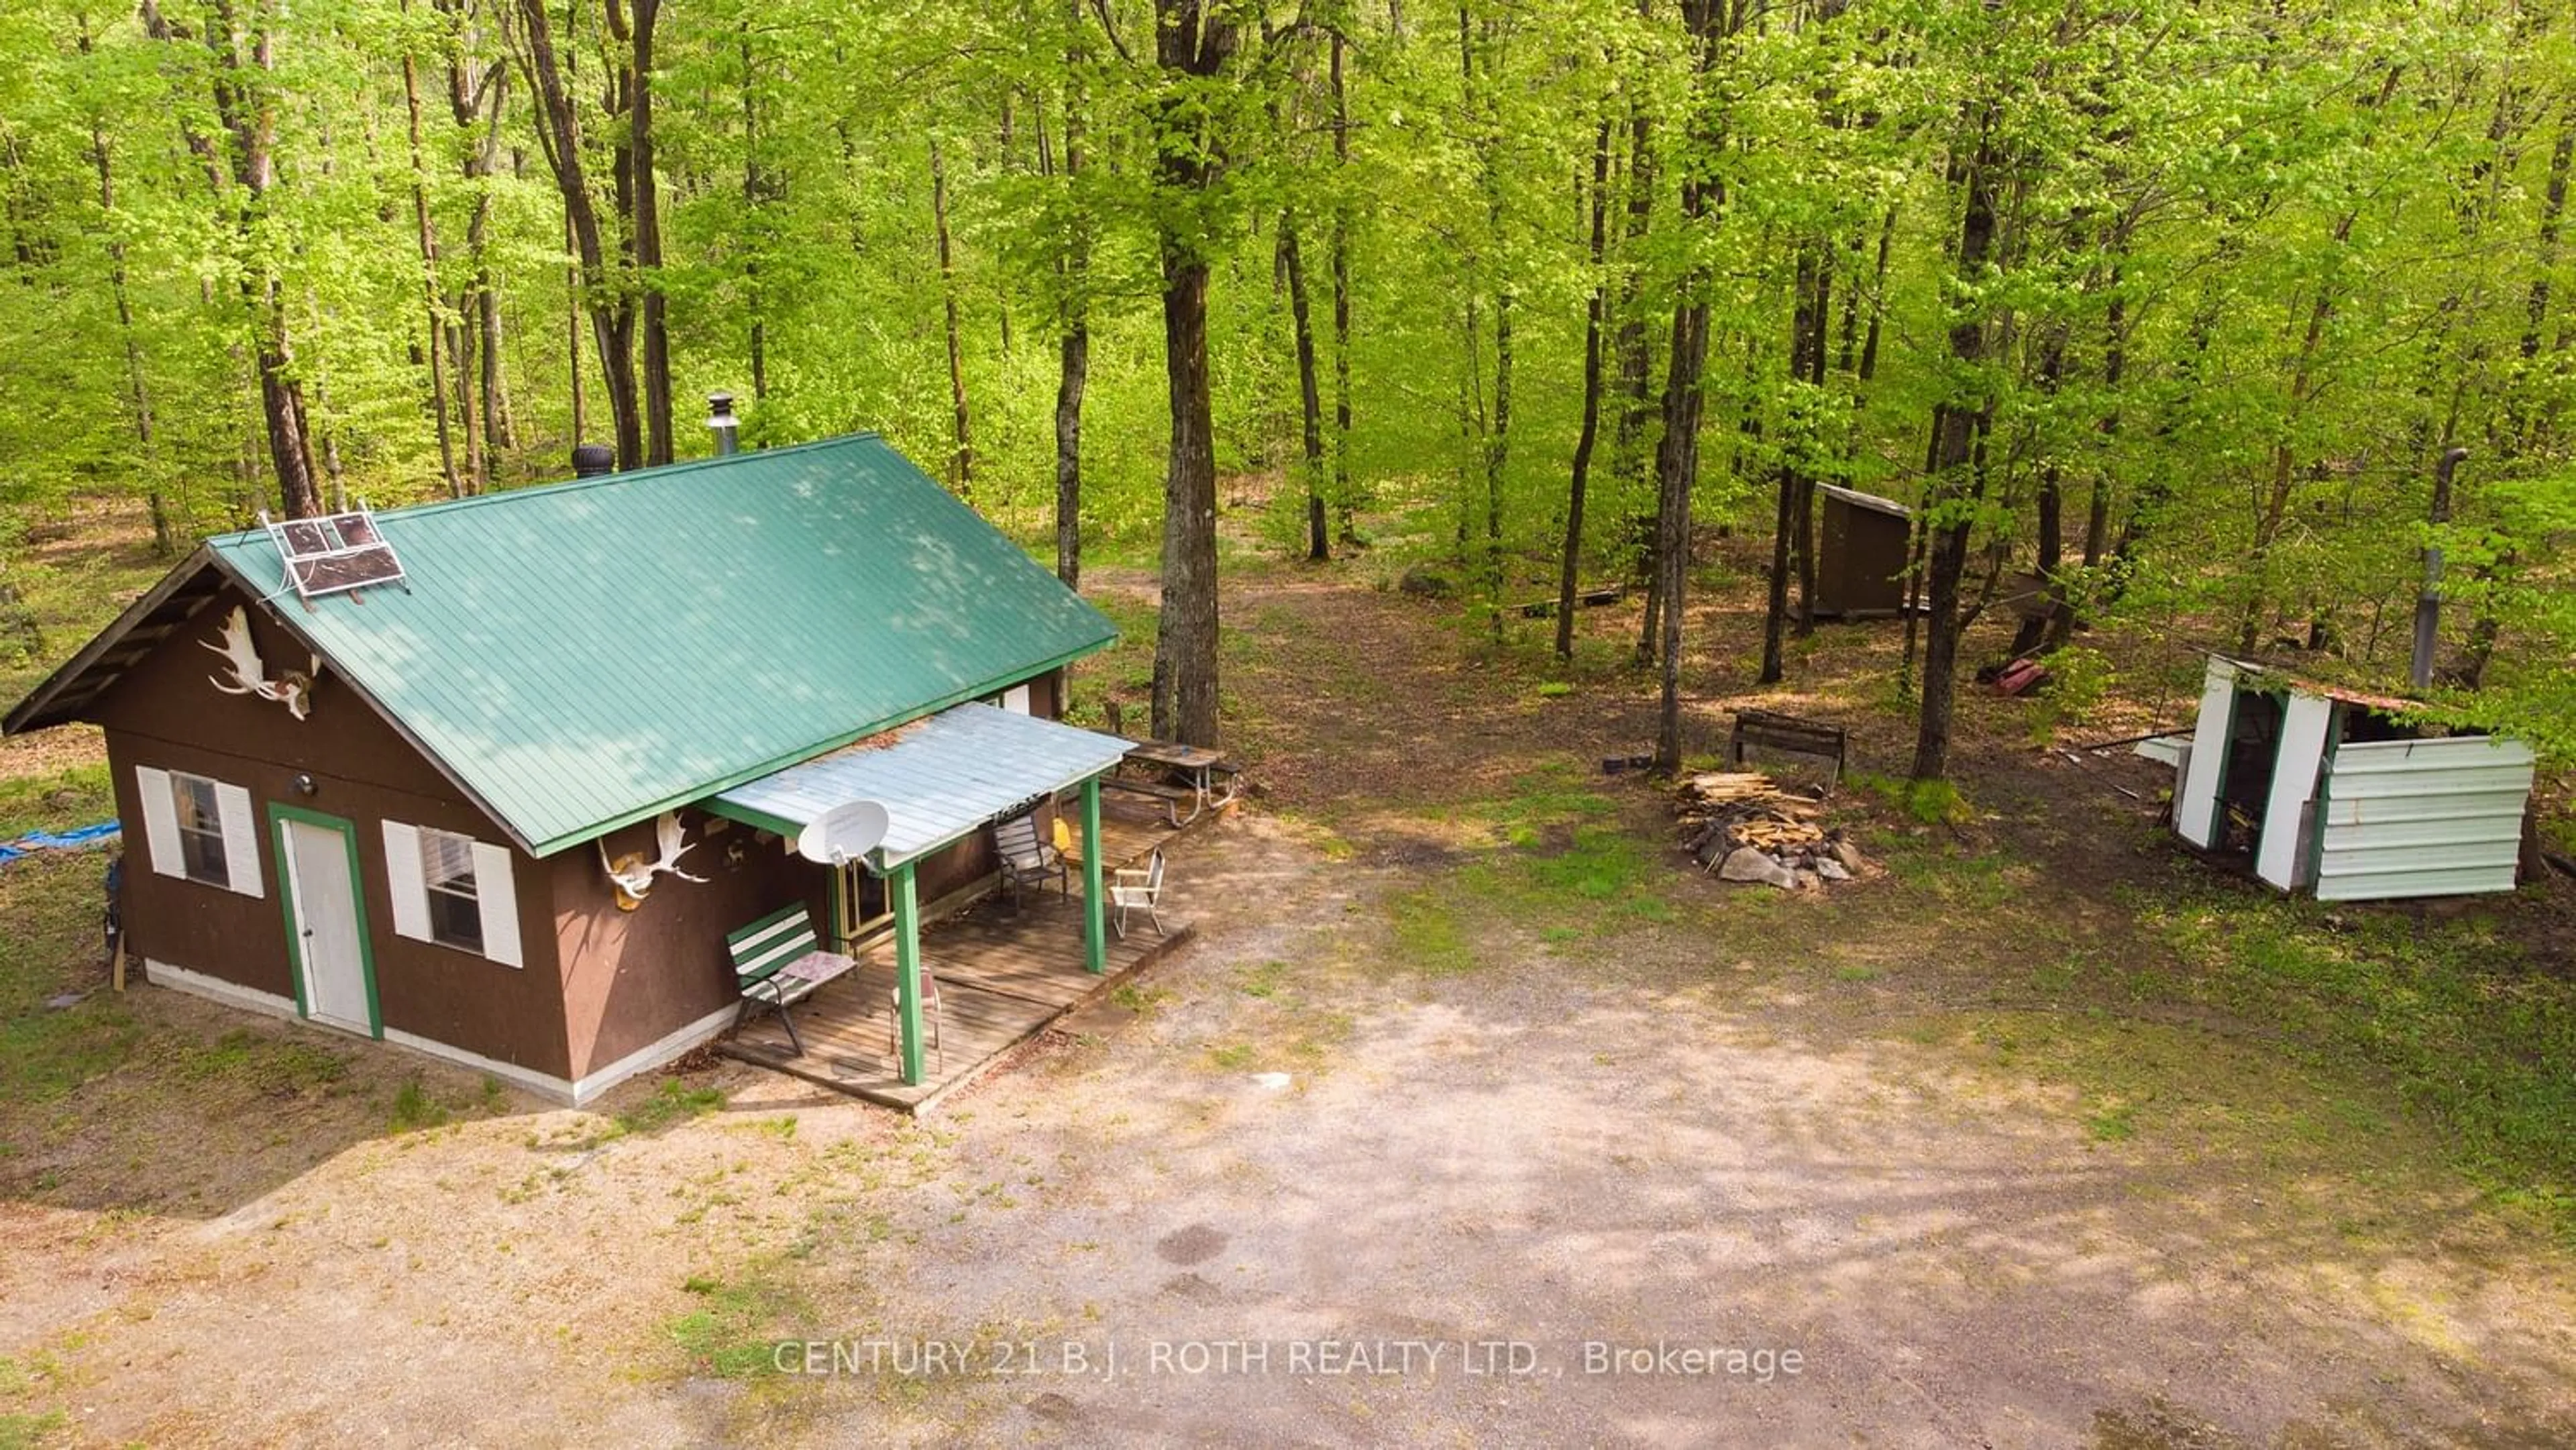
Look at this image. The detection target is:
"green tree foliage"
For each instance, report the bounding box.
[0,0,2567,760]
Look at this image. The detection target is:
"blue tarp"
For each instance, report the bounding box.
[0,820,120,867]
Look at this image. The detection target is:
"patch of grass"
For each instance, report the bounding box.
[0,1410,66,1450]
[1203,1042,1259,1071]
[386,1078,450,1133]
[1879,839,2018,911]
[667,1266,813,1380]
[0,764,113,841]
[178,1028,350,1095]
[1238,961,1289,998]
[2084,1100,2140,1143]
[1385,888,1479,976]
[2142,890,2576,1226]
[618,1078,727,1137]
[0,857,143,1106]
[1851,770,1972,826]
[1533,680,1574,699]
[1107,981,1171,1015]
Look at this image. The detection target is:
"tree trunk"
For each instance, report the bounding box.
[76,20,168,553]
[743,36,771,403]
[1155,252,1222,746]
[1328,25,1357,543]
[2011,321,2071,660]
[1281,215,1330,561]
[515,0,640,468]
[1617,84,1660,666]
[1149,0,1235,748]
[629,0,672,466]
[1651,0,1730,772]
[1487,289,1511,624]
[1054,5,1091,587]
[1791,254,1827,637]
[1763,241,1830,682]
[141,0,322,516]
[1910,113,2002,784]
[932,139,974,497]
[1558,117,1613,660]
[400,32,464,498]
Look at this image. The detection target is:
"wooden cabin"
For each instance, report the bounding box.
[3,434,1127,1102]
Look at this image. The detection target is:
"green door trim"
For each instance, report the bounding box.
[268,802,384,1040]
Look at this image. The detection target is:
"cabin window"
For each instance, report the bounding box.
[172,774,231,888]
[133,765,264,898]
[419,829,484,953]
[380,821,525,968]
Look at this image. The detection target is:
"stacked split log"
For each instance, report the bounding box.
[1672,772,1863,889]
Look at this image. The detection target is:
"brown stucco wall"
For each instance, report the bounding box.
[89,582,575,1081]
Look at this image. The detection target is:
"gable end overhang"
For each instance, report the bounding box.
[4,548,229,736]
[4,550,550,857]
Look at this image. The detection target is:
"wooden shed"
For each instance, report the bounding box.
[2165,656,2536,900]
[1814,484,1913,620]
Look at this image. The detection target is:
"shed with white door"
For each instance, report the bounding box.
[2165,654,2536,900]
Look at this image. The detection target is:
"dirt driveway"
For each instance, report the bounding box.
[5,561,2573,1447]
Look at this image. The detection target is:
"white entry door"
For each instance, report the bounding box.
[280,816,374,1034]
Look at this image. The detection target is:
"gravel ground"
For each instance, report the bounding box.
[5,562,2573,1447]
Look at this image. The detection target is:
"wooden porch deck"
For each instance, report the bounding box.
[717,888,1190,1113]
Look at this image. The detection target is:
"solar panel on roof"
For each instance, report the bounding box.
[260,505,408,601]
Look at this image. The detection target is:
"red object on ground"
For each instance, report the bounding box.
[1991,659,2049,696]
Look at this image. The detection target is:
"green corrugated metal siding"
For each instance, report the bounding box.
[203,435,1116,856]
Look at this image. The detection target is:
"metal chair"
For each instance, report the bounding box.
[992,810,1069,900]
[886,962,944,1075]
[1109,848,1167,940]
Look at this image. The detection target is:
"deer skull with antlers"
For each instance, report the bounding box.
[201,605,319,720]
[600,811,707,911]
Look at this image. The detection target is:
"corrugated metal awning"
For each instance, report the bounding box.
[706,703,1132,870]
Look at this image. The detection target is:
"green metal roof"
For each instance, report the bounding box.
[197,435,1116,856]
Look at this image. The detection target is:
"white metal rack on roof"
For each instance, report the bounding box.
[259,504,408,601]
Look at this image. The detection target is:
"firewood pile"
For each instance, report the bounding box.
[1673,772,1864,890]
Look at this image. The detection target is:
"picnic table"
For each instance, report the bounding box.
[1106,738,1240,827]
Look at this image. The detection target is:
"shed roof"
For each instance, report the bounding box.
[1817,482,1911,519]
[6,435,1117,856]
[710,703,1133,869]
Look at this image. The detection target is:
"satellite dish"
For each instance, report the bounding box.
[797,800,890,866]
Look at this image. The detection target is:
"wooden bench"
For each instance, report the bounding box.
[728,904,856,1057]
[1729,709,1847,786]
[1104,775,1195,827]
[1514,584,1628,619]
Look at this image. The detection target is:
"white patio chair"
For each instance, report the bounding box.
[1109,848,1167,940]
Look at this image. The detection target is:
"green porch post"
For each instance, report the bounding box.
[1081,776,1108,974]
[892,861,926,1084]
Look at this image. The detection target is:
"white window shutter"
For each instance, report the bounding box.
[215,782,263,898]
[135,766,182,879]
[471,841,523,968]
[1003,684,1032,715]
[381,821,430,941]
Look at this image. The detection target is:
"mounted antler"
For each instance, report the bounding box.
[600,811,708,910]
[201,605,319,720]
